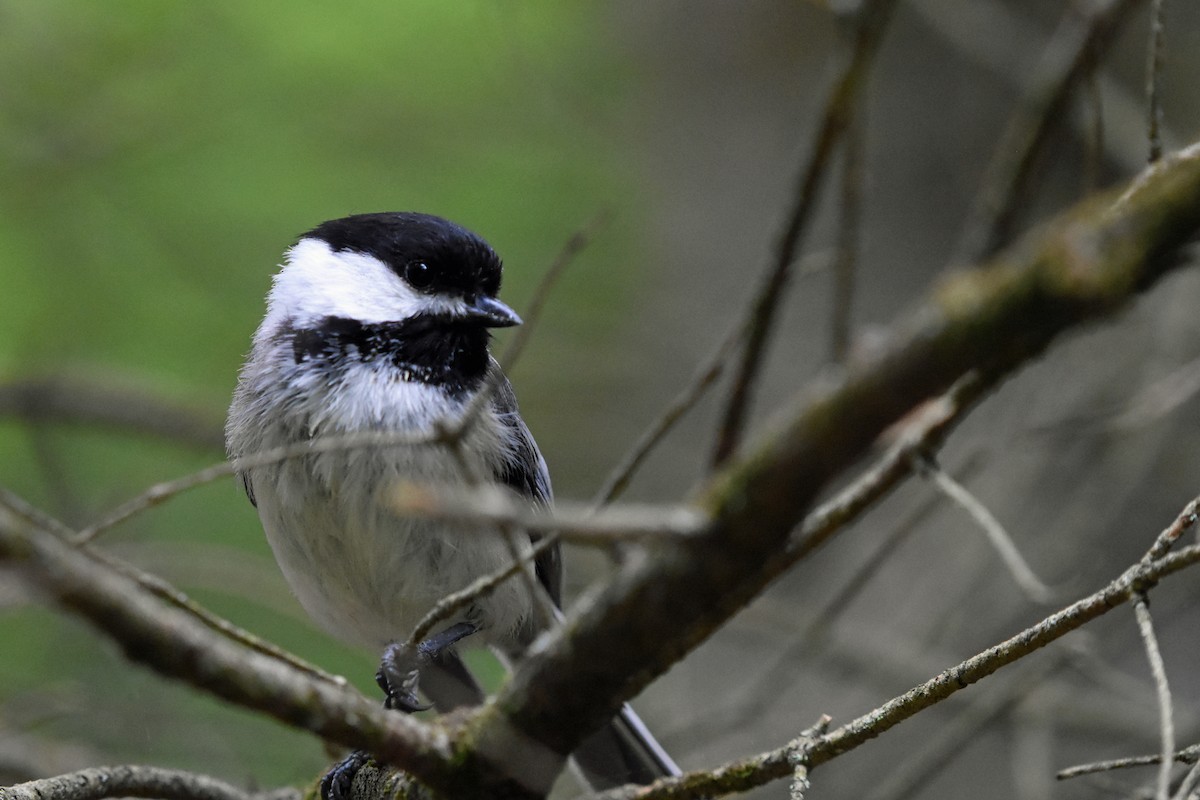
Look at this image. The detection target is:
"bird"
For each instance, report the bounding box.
[225,212,678,798]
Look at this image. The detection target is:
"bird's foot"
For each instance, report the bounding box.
[376,645,429,713]
[320,749,369,800]
[376,622,480,712]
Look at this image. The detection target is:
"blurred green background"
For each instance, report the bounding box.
[4,2,1200,798]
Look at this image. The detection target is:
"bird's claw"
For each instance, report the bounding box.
[376,642,430,713]
[375,623,480,713]
[320,749,368,800]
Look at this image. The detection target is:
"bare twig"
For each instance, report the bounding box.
[1142,496,1198,563]
[0,510,462,795]
[1107,356,1200,432]
[1145,0,1166,163]
[0,378,224,451]
[911,0,1175,175]
[498,211,610,373]
[437,433,558,634]
[1084,71,1106,193]
[407,534,562,647]
[0,765,298,800]
[594,325,742,506]
[831,78,867,363]
[786,718,831,800]
[74,428,442,543]
[711,0,898,466]
[918,456,1056,604]
[594,540,1200,800]
[865,652,1071,800]
[0,488,347,689]
[678,451,988,742]
[954,0,1146,263]
[387,482,704,544]
[595,248,834,508]
[1133,596,1175,800]
[1175,752,1200,800]
[788,372,992,558]
[1057,743,1200,780]
[454,213,609,442]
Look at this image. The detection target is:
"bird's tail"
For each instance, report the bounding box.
[572,702,680,789]
[424,652,678,790]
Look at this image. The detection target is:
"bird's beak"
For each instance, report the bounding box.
[463,295,522,328]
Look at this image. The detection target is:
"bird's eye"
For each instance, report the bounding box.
[404,261,434,290]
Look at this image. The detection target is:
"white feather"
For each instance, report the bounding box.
[265,238,474,329]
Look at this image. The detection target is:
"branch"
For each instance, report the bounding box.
[0,766,298,800]
[1145,0,1167,163]
[386,482,705,543]
[469,141,1200,777]
[0,510,460,795]
[1057,743,1200,780]
[0,378,223,451]
[594,539,1200,799]
[1133,596,1174,800]
[711,0,899,466]
[954,0,1146,263]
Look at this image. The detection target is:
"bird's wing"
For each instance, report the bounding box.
[488,362,561,607]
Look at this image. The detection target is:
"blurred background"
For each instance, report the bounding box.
[2,1,1200,798]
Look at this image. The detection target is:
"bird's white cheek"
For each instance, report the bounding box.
[269,238,425,324]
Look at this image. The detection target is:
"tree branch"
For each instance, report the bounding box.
[0,510,460,796]
[0,766,298,800]
[711,0,899,466]
[0,378,224,451]
[594,539,1200,799]
[470,141,1200,779]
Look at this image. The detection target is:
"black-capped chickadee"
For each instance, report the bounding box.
[226,213,677,797]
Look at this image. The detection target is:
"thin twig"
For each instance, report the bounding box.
[479,142,1200,785]
[1145,0,1166,163]
[831,73,867,363]
[864,651,1071,800]
[407,535,562,647]
[0,511,458,794]
[454,212,610,441]
[0,487,346,688]
[1175,752,1200,800]
[789,371,993,557]
[498,210,611,373]
[918,456,1056,604]
[0,378,224,451]
[593,325,742,506]
[954,0,1146,263]
[593,540,1200,800]
[711,0,898,467]
[74,427,442,543]
[1142,496,1199,563]
[438,433,558,633]
[683,452,985,739]
[1133,596,1175,800]
[1084,70,1106,193]
[1057,744,1200,780]
[0,765,298,800]
[387,482,705,543]
[594,248,832,508]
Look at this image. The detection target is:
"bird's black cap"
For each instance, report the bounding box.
[303,212,503,298]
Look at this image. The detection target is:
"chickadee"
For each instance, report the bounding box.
[226,212,677,797]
